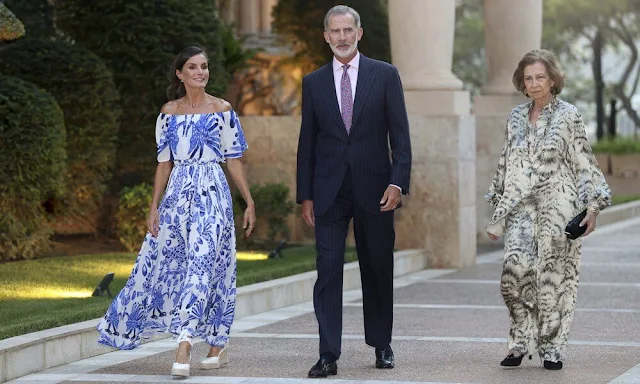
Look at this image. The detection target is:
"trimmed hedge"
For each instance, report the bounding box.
[591,137,640,154]
[0,75,67,260]
[56,0,228,186]
[0,3,25,41]
[0,38,122,227]
[3,0,55,39]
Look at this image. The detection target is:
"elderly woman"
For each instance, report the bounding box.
[485,49,611,370]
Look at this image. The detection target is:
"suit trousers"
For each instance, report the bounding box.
[313,168,395,358]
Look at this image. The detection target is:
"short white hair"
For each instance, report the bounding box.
[323,5,361,30]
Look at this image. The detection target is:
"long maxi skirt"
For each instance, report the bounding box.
[97,160,237,350]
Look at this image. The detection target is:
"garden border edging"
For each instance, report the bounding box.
[0,248,426,382]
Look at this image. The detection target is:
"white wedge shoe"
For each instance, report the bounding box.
[201,346,229,369]
[171,331,192,378]
[171,360,190,378]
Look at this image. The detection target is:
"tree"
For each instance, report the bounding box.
[544,0,640,139]
[273,0,391,74]
[593,29,606,140]
[452,0,486,94]
[608,1,640,132]
[451,0,591,97]
[56,0,228,186]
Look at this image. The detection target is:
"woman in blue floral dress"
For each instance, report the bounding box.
[97,46,255,378]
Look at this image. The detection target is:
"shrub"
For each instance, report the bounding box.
[219,21,260,81]
[116,183,294,252]
[56,0,228,186]
[2,0,55,39]
[0,3,25,41]
[0,207,52,262]
[233,183,295,249]
[0,75,66,260]
[115,181,295,252]
[591,136,640,154]
[0,38,122,228]
[115,184,153,252]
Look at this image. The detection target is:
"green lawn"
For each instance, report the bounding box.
[612,195,640,205]
[0,246,357,340]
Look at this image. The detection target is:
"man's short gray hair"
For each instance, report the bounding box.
[323,5,361,30]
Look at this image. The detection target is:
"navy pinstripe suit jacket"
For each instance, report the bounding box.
[296,54,412,216]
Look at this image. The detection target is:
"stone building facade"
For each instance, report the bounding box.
[224,0,543,268]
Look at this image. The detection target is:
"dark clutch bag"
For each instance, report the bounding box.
[565,210,587,240]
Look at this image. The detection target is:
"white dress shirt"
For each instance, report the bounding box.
[333,52,359,114]
[331,51,402,195]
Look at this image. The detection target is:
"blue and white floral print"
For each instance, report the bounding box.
[97,110,247,350]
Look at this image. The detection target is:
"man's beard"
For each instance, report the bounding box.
[330,41,358,59]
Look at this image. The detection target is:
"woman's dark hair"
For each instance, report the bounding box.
[166,46,208,100]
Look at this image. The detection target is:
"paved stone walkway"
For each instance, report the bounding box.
[9,216,640,384]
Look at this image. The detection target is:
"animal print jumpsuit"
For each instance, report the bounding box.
[485,97,611,363]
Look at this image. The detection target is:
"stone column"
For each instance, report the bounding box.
[388,0,476,268]
[260,0,277,37]
[388,0,468,116]
[482,0,543,94]
[219,0,237,26]
[475,0,542,244]
[239,0,260,36]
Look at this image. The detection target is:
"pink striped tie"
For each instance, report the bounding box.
[341,64,353,134]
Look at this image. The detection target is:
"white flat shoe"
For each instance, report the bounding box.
[201,346,229,369]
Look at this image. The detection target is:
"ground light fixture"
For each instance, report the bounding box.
[269,239,288,259]
[92,272,115,298]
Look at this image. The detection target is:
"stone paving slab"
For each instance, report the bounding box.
[584,231,640,246]
[84,338,638,384]
[578,252,640,264]
[56,378,468,384]
[384,282,504,306]
[388,281,640,310]
[246,306,640,343]
[611,363,640,384]
[431,261,640,283]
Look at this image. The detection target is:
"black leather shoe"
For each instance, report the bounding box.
[375,346,395,369]
[308,357,338,377]
[543,360,563,370]
[500,353,531,367]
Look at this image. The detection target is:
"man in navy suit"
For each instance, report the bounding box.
[296,5,412,378]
